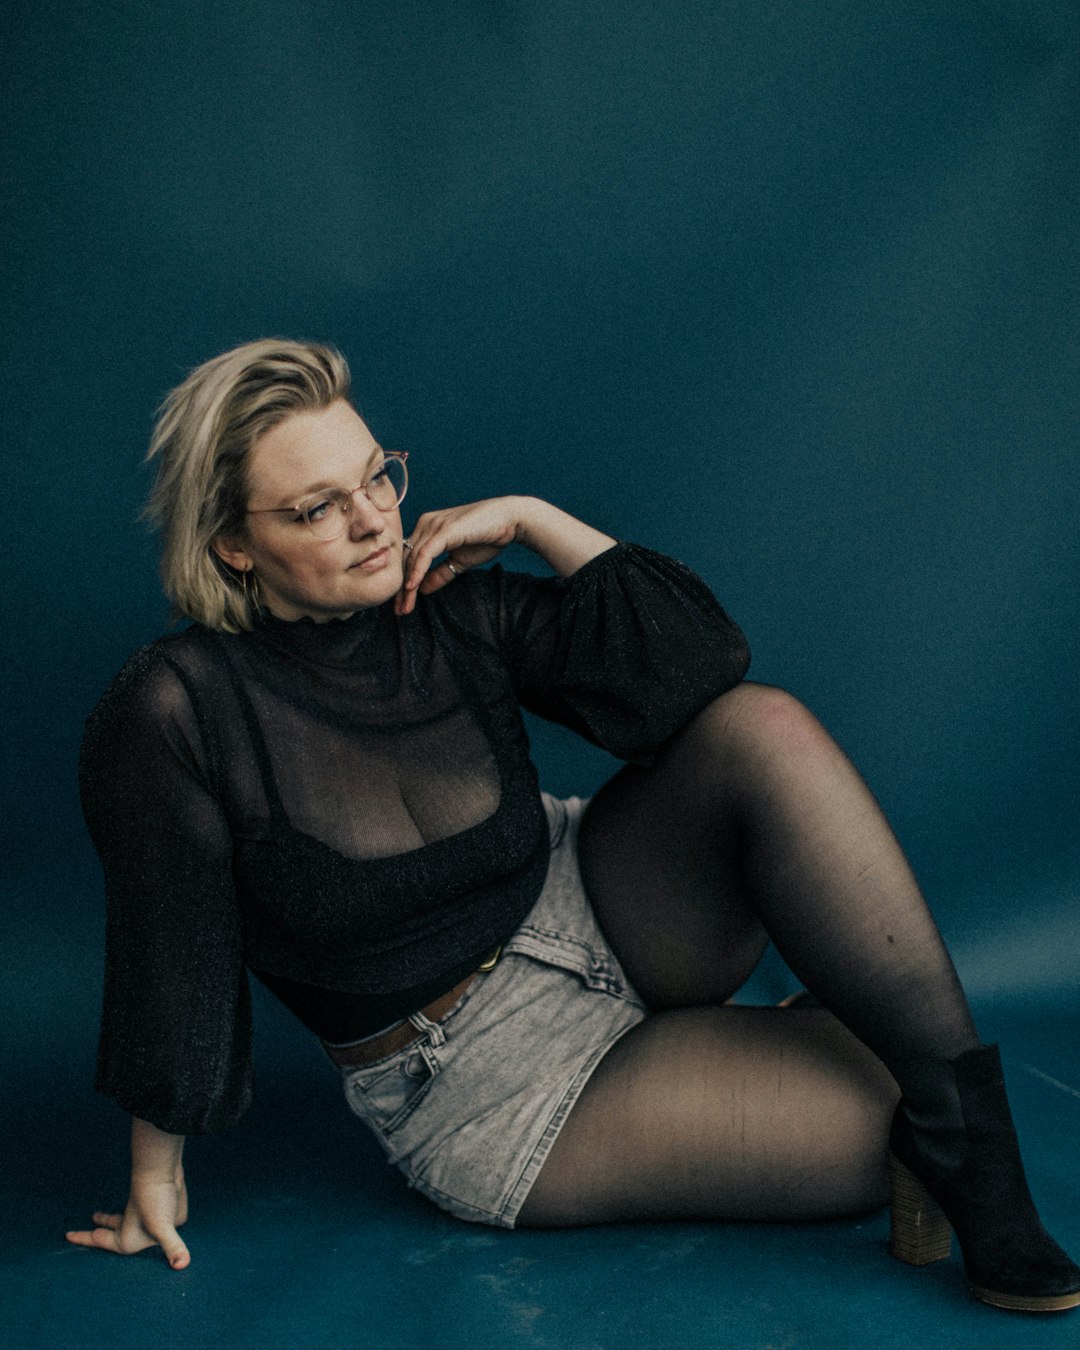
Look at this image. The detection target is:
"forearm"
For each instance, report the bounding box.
[514,498,617,577]
[131,1115,185,1179]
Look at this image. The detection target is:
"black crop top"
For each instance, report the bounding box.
[80,543,750,1134]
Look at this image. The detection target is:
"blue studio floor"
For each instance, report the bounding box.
[6,860,1080,1350]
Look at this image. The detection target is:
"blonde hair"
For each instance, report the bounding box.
[145,338,352,632]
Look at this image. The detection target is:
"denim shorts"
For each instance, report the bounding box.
[330,793,648,1228]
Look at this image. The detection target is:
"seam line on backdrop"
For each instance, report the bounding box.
[1017,1064,1080,1102]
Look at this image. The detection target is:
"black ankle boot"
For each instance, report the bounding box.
[888,1043,1080,1312]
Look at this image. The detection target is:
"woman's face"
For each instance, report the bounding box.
[213,400,405,622]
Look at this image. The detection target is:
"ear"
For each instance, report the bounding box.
[212,535,254,574]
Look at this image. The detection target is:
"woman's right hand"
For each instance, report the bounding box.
[66,1166,190,1269]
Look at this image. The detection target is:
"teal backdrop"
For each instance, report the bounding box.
[4,5,1080,1349]
[8,0,1080,1009]
[8,1,1078,989]
[6,1,1080,995]
[4,2,1078,993]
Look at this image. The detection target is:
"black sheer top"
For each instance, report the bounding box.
[80,543,750,1133]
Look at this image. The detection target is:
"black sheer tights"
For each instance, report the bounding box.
[517,682,979,1227]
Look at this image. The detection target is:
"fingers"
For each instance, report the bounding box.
[397,539,504,614]
[398,526,455,609]
[65,1224,133,1255]
[64,1216,190,1269]
[396,537,464,615]
[64,1211,122,1245]
[396,502,518,614]
[418,559,463,594]
[397,558,468,615]
[65,1227,118,1251]
[159,1232,191,1269]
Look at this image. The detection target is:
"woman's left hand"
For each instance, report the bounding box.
[395,497,534,616]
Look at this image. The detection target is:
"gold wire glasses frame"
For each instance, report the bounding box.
[245,451,409,540]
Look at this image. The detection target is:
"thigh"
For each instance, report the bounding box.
[517,1005,899,1227]
[579,687,770,1008]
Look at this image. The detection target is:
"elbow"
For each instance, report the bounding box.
[735,633,751,683]
[722,626,751,689]
[703,603,750,691]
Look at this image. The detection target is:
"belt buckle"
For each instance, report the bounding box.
[477,945,502,973]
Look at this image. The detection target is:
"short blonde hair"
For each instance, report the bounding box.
[145,338,351,632]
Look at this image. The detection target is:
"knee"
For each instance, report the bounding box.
[683,682,826,764]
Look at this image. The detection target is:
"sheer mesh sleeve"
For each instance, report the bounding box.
[493,542,751,761]
[79,647,253,1134]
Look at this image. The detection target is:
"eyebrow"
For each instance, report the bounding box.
[273,444,385,510]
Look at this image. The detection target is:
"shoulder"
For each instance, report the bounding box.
[80,626,238,801]
[85,625,224,740]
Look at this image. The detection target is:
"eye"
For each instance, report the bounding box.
[302,499,333,523]
[369,467,390,486]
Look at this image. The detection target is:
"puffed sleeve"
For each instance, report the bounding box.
[493,541,750,761]
[79,646,252,1134]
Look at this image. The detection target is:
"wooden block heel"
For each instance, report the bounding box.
[888,1153,953,1266]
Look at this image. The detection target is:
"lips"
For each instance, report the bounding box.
[350,546,391,571]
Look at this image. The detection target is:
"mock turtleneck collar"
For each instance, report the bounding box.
[250,597,398,670]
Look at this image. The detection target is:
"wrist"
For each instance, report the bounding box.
[131,1167,184,1187]
[510,498,617,578]
[131,1116,185,1178]
[510,496,552,551]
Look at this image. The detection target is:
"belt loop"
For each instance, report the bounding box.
[408,1009,447,1049]
[542,792,568,849]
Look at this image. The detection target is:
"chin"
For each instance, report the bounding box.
[351,569,403,610]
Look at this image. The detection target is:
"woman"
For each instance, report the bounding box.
[67,339,1079,1312]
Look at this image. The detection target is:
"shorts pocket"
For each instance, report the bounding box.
[500,932,641,1003]
[344,1041,441,1143]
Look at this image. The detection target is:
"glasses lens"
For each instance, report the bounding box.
[302,491,350,540]
[298,459,408,538]
[368,457,408,510]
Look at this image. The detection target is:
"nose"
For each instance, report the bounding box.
[346,486,385,539]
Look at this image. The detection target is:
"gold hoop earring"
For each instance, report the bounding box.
[242,568,261,612]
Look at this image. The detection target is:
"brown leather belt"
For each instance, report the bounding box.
[323,947,502,1070]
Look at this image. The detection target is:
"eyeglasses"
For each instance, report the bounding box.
[246,452,409,540]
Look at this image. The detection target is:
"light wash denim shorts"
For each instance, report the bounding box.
[331,793,648,1228]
